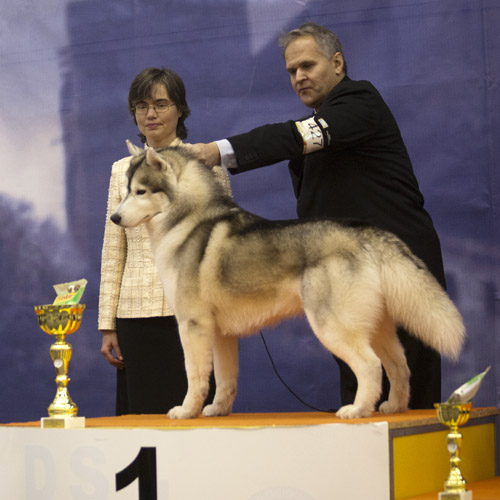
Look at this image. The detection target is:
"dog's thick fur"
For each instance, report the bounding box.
[111,141,465,419]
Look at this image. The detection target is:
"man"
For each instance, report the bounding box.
[190,22,444,409]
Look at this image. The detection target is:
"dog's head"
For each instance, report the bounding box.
[111,140,210,228]
[110,141,177,228]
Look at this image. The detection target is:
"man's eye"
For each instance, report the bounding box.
[136,189,146,195]
[136,105,148,111]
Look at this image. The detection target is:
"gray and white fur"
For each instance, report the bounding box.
[111,141,465,419]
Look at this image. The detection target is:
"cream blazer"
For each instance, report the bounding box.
[98,139,232,331]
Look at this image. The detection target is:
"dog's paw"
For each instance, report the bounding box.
[379,401,408,414]
[336,404,373,419]
[202,402,232,417]
[167,405,199,419]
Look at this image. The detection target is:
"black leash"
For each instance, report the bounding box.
[259,331,336,414]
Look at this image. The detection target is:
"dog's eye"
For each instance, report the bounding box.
[136,189,146,195]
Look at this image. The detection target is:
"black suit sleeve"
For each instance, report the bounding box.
[316,83,379,150]
[227,78,381,173]
[227,120,304,173]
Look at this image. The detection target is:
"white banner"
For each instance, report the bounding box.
[0,422,390,500]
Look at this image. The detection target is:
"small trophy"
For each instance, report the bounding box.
[434,367,490,500]
[434,402,472,499]
[34,279,87,429]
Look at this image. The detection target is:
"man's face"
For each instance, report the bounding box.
[284,35,344,111]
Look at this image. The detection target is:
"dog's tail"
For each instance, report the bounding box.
[379,240,465,361]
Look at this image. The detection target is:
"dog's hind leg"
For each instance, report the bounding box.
[302,265,383,418]
[202,334,239,417]
[328,334,382,419]
[371,312,410,414]
[306,309,383,418]
[168,317,215,419]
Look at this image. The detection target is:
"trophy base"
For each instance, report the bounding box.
[439,490,472,500]
[41,416,86,429]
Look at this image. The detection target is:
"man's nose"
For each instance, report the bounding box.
[295,69,307,82]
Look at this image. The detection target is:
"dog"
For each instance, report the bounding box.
[111,140,465,419]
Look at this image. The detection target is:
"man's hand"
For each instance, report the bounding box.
[185,142,221,168]
[100,330,124,369]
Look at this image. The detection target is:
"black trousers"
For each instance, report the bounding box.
[335,327,442,409]
[115,316,215,415]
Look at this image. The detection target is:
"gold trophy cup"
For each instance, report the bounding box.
[434,402,473,500]
[34,304,86,428]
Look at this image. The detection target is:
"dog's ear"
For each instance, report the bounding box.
[126,139,143,157]
[145,148,170,172]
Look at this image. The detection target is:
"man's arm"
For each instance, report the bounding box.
[189,117,329,173]
[226,119,327,172]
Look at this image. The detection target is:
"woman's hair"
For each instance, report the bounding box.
[279,22,347,75]
[128,67,191,142]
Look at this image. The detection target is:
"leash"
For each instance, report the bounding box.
[259,331,336,414]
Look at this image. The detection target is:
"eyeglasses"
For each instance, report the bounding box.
[133,102,176,115]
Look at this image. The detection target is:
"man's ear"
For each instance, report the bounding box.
[332,51,345,76]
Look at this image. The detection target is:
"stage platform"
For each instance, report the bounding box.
[1,407,498,499]
[406,477,500,500]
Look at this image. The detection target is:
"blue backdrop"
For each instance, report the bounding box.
[0,0,498,448]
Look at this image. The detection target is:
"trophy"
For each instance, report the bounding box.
[434,402,472,499]
[34,280,87,428]
[434,367,490,500]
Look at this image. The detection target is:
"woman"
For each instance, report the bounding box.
[99,67,230,414]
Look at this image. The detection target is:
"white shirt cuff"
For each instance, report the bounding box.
[216,139,238,170]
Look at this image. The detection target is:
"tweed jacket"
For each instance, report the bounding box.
[98,139,232,331]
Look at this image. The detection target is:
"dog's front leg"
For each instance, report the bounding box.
[202,334,239,417]
[168,319,214,419]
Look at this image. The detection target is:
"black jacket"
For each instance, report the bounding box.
[228,76,445,286]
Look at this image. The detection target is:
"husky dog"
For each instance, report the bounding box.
[111,140,465,419]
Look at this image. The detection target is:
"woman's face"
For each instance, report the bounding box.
[134,83,182,148]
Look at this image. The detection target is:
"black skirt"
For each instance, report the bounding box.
[115,316,214,415]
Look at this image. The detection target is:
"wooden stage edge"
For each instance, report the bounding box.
[3,406,498,430]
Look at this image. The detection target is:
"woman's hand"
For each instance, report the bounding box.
[100,330,125,369]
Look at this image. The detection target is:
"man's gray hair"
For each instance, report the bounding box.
[279,22,347,75]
